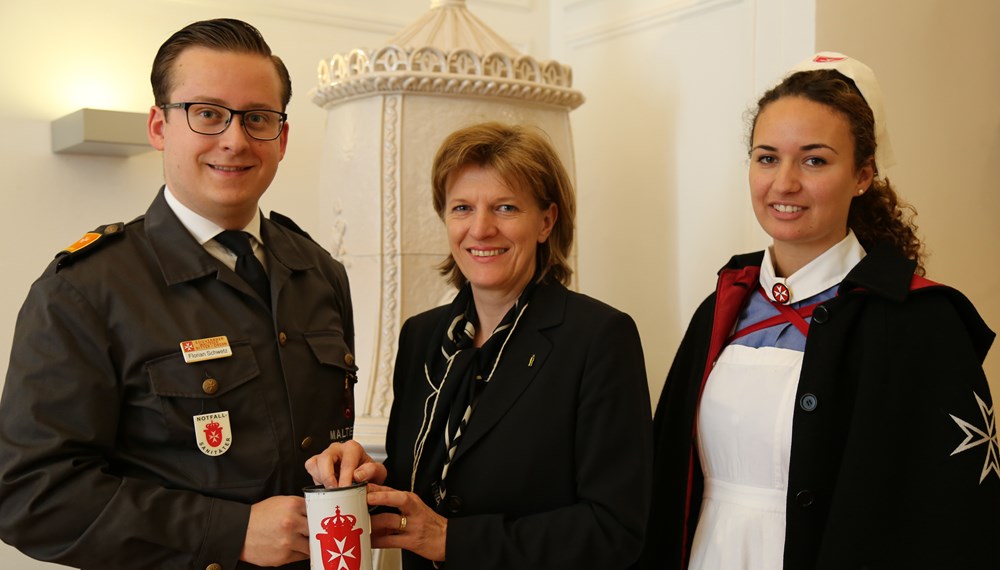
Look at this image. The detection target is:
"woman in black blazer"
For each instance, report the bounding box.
[307,122,652,569]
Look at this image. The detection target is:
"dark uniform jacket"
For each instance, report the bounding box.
[640,243,999,570]
[383,280,653,570]
[0,189,356,570]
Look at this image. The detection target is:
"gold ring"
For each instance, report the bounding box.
[398,514,408,532]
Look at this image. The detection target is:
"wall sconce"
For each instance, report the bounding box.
[51,108,154,157]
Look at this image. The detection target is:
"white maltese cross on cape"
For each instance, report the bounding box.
[950,392,1000,484]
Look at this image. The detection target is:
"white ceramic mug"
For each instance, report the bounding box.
[304,483,372,570]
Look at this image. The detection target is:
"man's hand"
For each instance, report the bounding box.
[305,440,387,488]
[240,495,310,566]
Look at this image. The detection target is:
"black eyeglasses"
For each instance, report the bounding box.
[160,102,287,141]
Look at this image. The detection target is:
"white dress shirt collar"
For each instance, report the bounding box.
[163,186,267,272]
[163,186,263,245]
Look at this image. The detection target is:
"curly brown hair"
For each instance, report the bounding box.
[750,69,925,274]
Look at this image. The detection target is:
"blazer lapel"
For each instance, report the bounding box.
[450,281,567,463]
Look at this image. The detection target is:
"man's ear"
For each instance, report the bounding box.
[148,106,166,151]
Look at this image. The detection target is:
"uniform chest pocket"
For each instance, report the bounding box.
[144,341,278,490]
[304,331,359,427]
[304,332,357,371]
[147,340,260,401]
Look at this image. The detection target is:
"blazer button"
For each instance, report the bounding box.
[278,331,288,346]
[444,495,463,515]
[799,393,818,412]
[300,436,313,450]
[345,352,355,366]
[812,305,829,324]
[206,564,222,570]
[201,378,219,395]
[795,490,815,508]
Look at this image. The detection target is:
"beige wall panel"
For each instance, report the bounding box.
[816,0,1000,397]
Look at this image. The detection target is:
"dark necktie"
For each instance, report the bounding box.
[213,230,271,303]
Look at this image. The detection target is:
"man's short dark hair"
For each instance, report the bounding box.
[150,18,292,109]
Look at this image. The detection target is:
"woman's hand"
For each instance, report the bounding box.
[368,483,447,562]
[304,440,387,488]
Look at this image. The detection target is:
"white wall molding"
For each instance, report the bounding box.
[166,0,534,31]
[563,0,601,12]
[476,0,533,9]
[566,0,743,48]
[370,94,402,419]
[166,0,410,34]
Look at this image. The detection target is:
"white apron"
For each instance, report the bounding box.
[688,344,803,570]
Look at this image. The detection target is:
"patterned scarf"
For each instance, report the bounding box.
[409,281,536,506]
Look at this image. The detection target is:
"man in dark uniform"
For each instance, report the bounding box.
[0,19,356,569]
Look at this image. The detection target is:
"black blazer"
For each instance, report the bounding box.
[383,280,653,570]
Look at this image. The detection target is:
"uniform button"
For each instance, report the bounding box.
[799,393,818,412]
[444,495,463,515]
[201,378,219,395]
[206,564,222,570]
[795,490,815,507]
[278,332,287,346]
[812,305,829,324]
[300,436,313,450]
[345,352,354,366]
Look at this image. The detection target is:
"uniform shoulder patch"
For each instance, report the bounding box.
[55,222,126,270]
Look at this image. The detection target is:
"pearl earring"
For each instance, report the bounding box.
[857,188,865,195]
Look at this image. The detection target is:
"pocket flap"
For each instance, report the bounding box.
[147,341,261,398]
[304,331,358,373]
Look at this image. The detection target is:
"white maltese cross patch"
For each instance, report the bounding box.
[950,392,1000,484]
